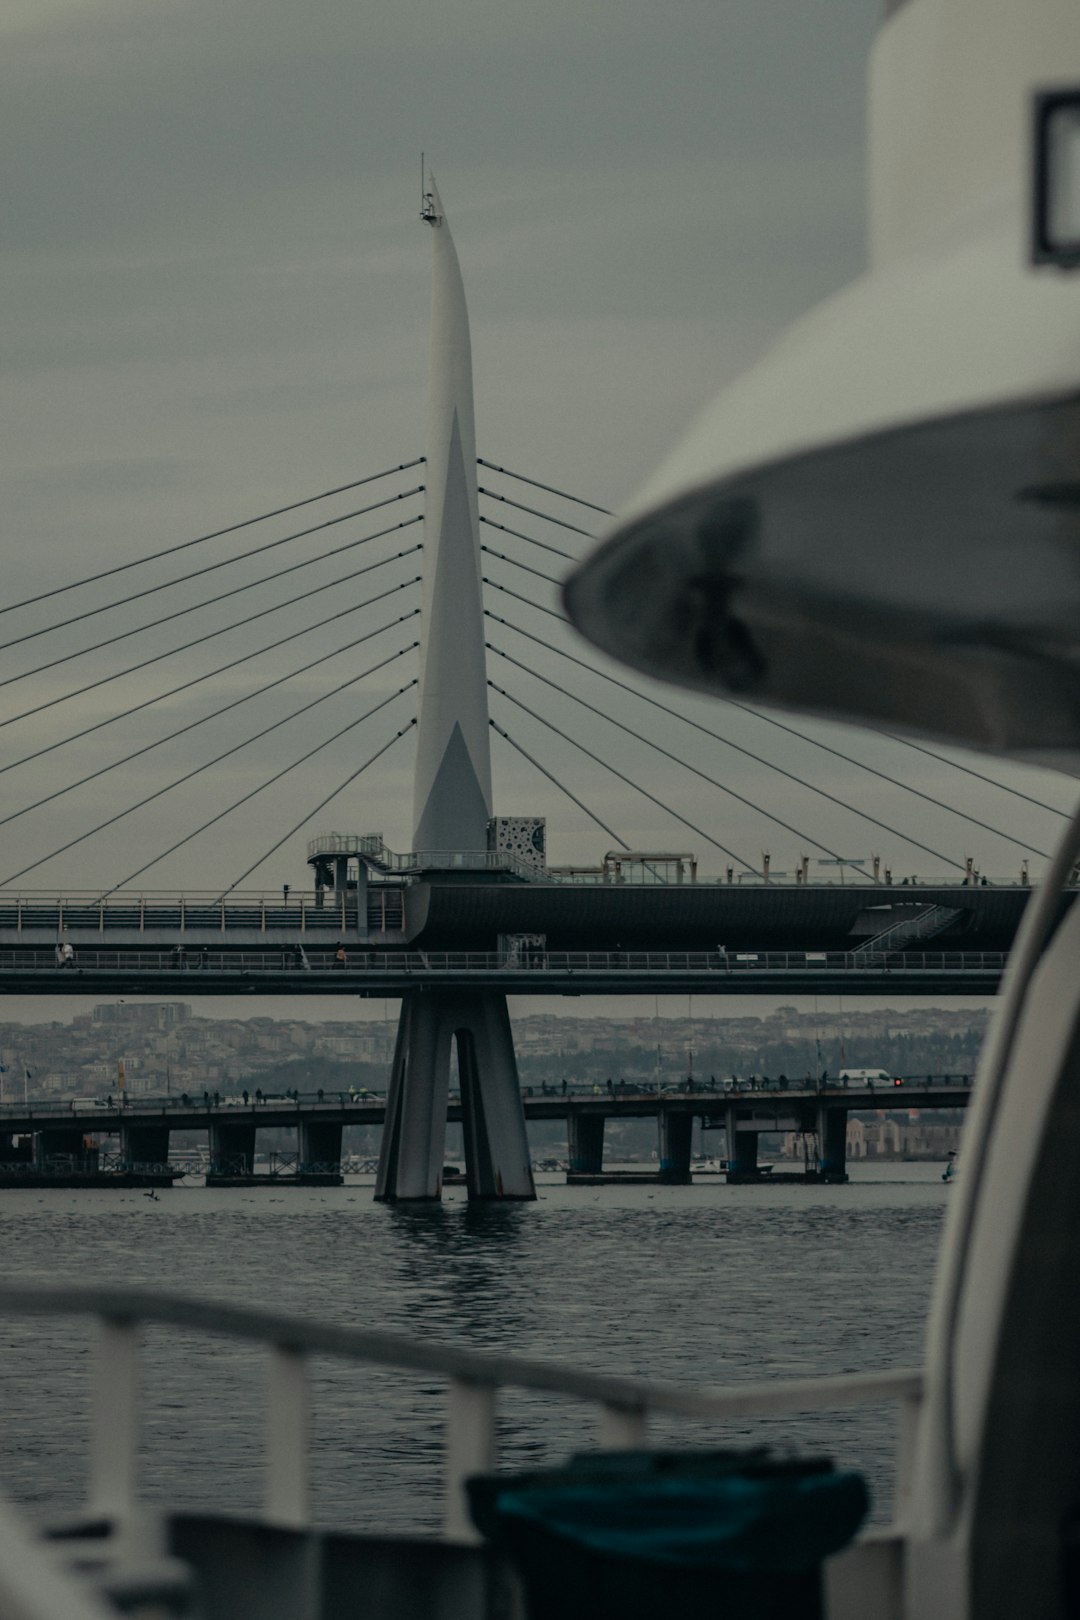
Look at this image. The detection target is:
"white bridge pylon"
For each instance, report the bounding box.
[376,179,535,1202]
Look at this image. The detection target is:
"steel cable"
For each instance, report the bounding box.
[1,458,424,620]
[484,617,1035,868]
[0,598,419,777]
[489,654,879,870]
[0,669,418,888]
[478,516,574,563]
[492,577,1033,850]
[480,547,563,590]
[488,682,757,874]
[489,719,630,850]
[215,721,418,899]
[0,520,424,692]
[0,642,419,830]
[880,732,1076,814]
[482,577,566,624]
[0,555,421,734]
[4,487,423,652]
[476,488,595,538]
[476,458,611,516]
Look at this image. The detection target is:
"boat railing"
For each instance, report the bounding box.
[0,1283,924,1544]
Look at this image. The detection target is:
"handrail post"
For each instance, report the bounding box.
[88,1315,139,1519]
[597,1402,647,1449]
[895,1384,923,1520]
[444,1379,496,1542]
[265,1345,309,1527]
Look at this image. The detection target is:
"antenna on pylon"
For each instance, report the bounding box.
[420,154,438,224]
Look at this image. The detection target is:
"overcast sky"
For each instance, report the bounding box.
[3,0,1078,1028]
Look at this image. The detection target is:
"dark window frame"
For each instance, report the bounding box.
[1032,88,1080,268]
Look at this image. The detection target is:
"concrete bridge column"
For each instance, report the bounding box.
[377,991,535,1202]
[658,1109,693,1184]
[816,1105,849,1183]
[725,1106,759,1181]
[120,1124,170,1171]
[209,1121,256,1178]
[299,1120,343,1180]
[567,1112,605,1176]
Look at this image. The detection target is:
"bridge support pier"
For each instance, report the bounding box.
[725,1107,760,1182]
[299,1120,343,1183]
[658,1110,693,1184]
[376,991,535,1202]
[208,1121,256,1181]
[567,1112,606,1177]
[120,1124,170,1173]
[816,1106,849,1183]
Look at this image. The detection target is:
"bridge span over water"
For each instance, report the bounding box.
[0,1076,970,1190]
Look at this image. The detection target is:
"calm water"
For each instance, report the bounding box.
[0,1165,947,1531]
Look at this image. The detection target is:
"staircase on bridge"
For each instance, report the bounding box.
[851,903,962,956]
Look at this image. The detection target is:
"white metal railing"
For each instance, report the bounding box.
[0,946,1010,976]
[0,890,327,905]
[0,1284,923,1544]
[0,870,1048,908]
[306,833,386,859]
[0,892,360,938]
[305,841,546,881]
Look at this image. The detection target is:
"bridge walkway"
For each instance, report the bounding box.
[0,946,1007,997]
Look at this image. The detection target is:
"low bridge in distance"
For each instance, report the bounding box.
[0,1077,972,1190]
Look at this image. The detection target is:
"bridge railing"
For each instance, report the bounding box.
[0,1283,924,1541]
[0,890,367,935]
[0,946,1011,974]
[0,1074,974,1120]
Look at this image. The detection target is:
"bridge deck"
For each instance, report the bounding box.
[0,881,1045,954]
[0,947,1006,996]
[0,1079,972,1137]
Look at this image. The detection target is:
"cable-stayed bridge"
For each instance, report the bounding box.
[2,179,1074,1197]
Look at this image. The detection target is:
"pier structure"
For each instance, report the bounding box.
[0,1077,972,1188]
[374,180,534,1204]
